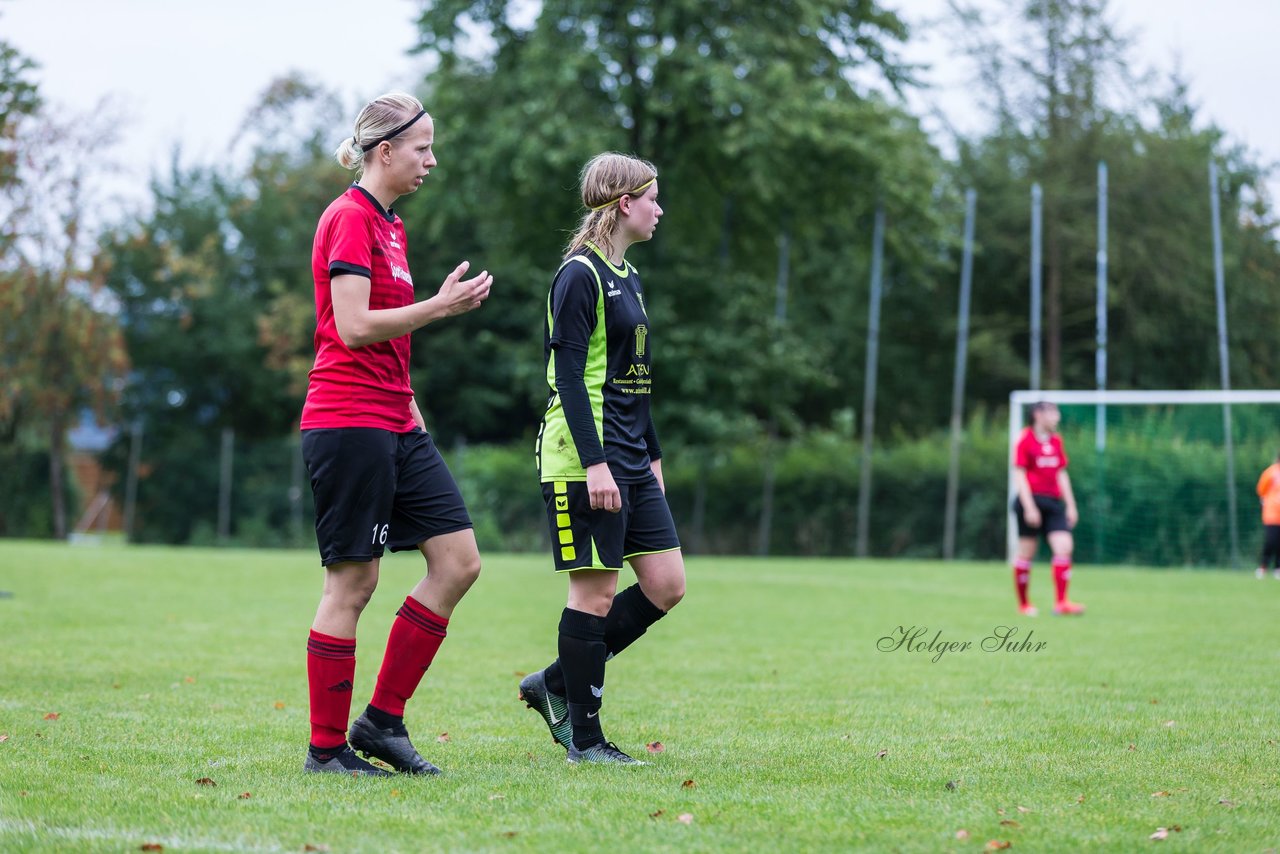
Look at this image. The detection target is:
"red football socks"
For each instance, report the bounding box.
[307,630,356,749]
[369,596,448,717]
[1013,559,1032,606]
[1052,556,1072,604]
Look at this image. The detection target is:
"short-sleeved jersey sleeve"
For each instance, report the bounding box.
[323,207,374,279]
[549,263,600,353]
[1015,431,1035,469]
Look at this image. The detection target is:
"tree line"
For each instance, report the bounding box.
[1,0,1277,548]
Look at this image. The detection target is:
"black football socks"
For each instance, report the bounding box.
[557,607,607,750]
[544,584,666,695]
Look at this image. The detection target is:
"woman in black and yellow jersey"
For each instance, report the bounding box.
[520,152,685,765]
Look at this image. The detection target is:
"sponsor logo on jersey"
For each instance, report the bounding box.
[606,280,622,297]
[391,263,413,285]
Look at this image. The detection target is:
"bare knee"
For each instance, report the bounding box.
[324,577,377,616]
[569,587,615,617]
[432,548,481,599]
[652,578,684,612]
[455,551,482,588]
[316,563,380,633]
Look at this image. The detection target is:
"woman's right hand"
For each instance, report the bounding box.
[587,462,621,513]
[434,261,493,317]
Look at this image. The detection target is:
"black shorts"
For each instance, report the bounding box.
[302,427,472,566]
[1012,494,1070,538]
[541,471,680,572]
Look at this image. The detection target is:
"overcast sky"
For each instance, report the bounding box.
[3,0,1276,209]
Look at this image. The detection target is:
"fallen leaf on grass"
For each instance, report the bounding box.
[112,683,121,689]
[946,780,960,791]
[984,842,1011,851]
[513,671,527,677]
[184,676,196,684]
[649,810,665,819]
[677,813,693,825]
[1128,744,1137,751]
[1163,721,1175,728]
[19,791,28,796]
[43,713,59,721]
[875,749,888,759]
[303,845,330,852]
[489,793,505,801]
[437,733,450,743]
[500,831,518,838]
[996,808,1006,816]
[1000,819,1021,828]
[646,742,664,754]
[1218,799,1236,808]
[681,779,696,789]
[274,702,286,710]
[194,777,216,787]
[1150,699,1159,704]
[1150,828,1169,841]
[139,845,163,852]
[955,830,970,841]
[0,734,8,743]
[238,792,251,800]
[1151,791,1170,798]
[390,789,401,797]
[1016,806,1032,813]
[1076,795,1086,804]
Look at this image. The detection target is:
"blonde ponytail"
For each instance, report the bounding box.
[564,152,658,260]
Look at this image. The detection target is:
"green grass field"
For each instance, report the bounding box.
[1,541,1278,852]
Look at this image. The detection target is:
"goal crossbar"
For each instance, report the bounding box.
[1011,390,1280,407]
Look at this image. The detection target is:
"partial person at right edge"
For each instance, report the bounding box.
[520,152,685,766]
[1011,401,1085,617]
[1254,452,1280,580]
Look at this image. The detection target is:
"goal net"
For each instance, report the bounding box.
[1007,390,1280,568]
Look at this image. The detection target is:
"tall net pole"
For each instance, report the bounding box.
[1209,159,1240,567]
[856,205,885,557]
[943,189,976,561]
[1095,162,1108,563]
[1030,183,1042,392]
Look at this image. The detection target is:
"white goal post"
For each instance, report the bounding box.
[1006,389,1280,564]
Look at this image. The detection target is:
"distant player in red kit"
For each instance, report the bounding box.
[1011,401,1084,616]
[300,92,493,776]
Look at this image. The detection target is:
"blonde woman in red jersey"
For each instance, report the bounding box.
[1011,402,1084,616]
[1254,452,1280,579]
[299,93,493,776]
